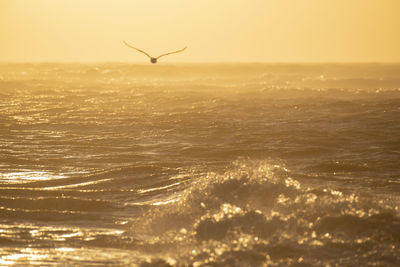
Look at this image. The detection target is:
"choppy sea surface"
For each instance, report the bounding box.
[0,63,399,266]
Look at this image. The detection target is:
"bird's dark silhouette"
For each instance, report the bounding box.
[123,41,187,64]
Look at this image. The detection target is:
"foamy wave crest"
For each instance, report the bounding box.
[131,160,400,266]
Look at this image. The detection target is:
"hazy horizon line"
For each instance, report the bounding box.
[1,61,400,65]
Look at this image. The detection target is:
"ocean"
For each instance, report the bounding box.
[0,63,399,266]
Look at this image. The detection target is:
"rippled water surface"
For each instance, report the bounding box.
[0,63,400,266]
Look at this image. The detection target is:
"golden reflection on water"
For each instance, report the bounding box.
[0,171,65,184]
[1,248,48,265]
[0,222,127,265]
[0,246,134,266]
[42,178,112,190]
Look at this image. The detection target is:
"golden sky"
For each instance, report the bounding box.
[1,0,399,62]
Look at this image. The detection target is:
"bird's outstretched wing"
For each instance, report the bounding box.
[123,41,152,59]
[156,46,187,59]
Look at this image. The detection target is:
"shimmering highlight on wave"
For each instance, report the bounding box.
[130,161,400,266]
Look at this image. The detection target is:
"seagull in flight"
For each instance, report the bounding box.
[123,41,187,64]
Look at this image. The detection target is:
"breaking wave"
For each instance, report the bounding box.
[131,160,400,266]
